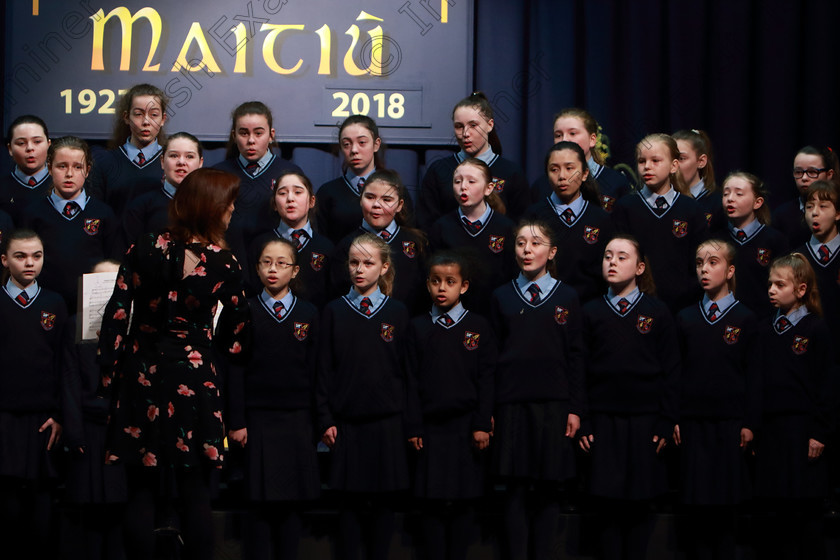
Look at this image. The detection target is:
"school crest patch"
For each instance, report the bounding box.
[293,322,310,341]
[490,177,505,193]
[705,212,713,227]
[601,195,615,212]
[310,252,325,271]
[380,323,395,342]
[554,306,569,325]
[583,226,600,245]
[636,315,653,334]
[672,220,688,238]
[83,218,101,235]
[488,235,504,254]
[402,241,416,258]
[463,331,480,350]
[723,325,741,345]
[756,248,771,266]
[41,311,56,331]
[792,335,809,355]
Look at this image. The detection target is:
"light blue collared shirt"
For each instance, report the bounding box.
[261,288,294,318]
[775,304,810,328]
[5,278,38,303]
[238,150,273,174]
[516,272,557,299]
[276,220,313,241]
[641,185,677,208]
[13,166,49,187]
[361,219,397,239]
[458,204,492,227]
[162,180,176,199]
[50,189,88,214]
[457,148,497,166]
[702,292,736,317]
[607,287,641,311]
[345,286,386,312]
[689,179,708,199]
[123,138,160,164]
[809,233,840,256]
[586,158,602,179]
[431,301,467,325]
[549,192,586,220]
[728,218,762,241]
[345,168,376,195]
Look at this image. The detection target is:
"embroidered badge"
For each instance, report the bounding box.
[554,306,569,325]
[583,226,600,245]
[84,218,101,235]
[463,331,480,350]
[488,235,504,254]
[756,248,771,266]
[636,315,653,334]
[293,322,310,341]
[41,311,56,331]
[704,212,713,227]
[672,220,687,238]
[723,325,741,345]
[310,252,325,271]
[380,323,395,342]
[601,195,615,213]
[402,241,416,258]
[792,335,809,355]
[490,177,505,193]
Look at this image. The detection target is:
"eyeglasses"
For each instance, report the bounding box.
[260,260,294,269]
[792,167,829,179]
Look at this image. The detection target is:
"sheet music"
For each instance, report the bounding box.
[77,272,118,342]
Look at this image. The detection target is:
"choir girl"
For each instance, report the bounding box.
[0,229,67,560]
[674,239,760,560]
[88,84,168,219]
[1,115,52,223]
[673,129,725,232]
[773,146,839,248]
[526,141,615,302]
[121,132,204,252]
[249,170,333,307]
[490,219,583,560]
[227,238,320,560]
[756,253,834,559]
[428,157,515,315]
[317,232,410,560]
[579,235,680,560]
[331,170,426,313]
[406,250,496,560]
[531,108,632,211]
[612,133,707,312]
[21,136,118,313]
[417,92,529,229]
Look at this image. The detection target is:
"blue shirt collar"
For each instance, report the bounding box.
[162,180,176,199]
[260,288,294,315]
[276,220,313,240]
[702,292,736,315]
[361,219,397,238]
[13,166,49,186]
[515,272,557,297]
[431,301,466,324]
[5,278,38,301]
[123,138,160,163]
[237,150,274,173]
[50,189,88,213]
[549,192,586,217]
[728,218,762,239]
[607,286,641,309]
[345,286,386,310]
[775,304,810,328]
[641,185,677,207]
[344,168,375,195]
[457,203,492,225]
[809,232,840,255]
[456,147,497,166]
[586,158,601,178]
[689,179,708,199]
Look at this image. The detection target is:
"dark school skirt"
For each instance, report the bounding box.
[756,413,828,500]
[65,420,128,504]
[493,401,576,482]
[329,413,409,493]
[414,412,487,500]
[0,411,60,481]
[679,418,750,505]
[588,413,667,501]
[245,408,320,501]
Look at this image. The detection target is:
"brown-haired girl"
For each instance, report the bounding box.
[89,84,169,219]
[612,133,708,312]
[98,168,251,560]
[417,92,529,229]
[1,114,52,223]
[673,128,724,232]
[720,171,788,319]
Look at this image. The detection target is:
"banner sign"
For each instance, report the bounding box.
[4,0,473,143]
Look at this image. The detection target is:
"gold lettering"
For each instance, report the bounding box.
[170,22,222,73]
[260,24,305,75]
[315,24,331,76]
[343,24,384,77]
[232,23,248,73]
[90,7,162,71]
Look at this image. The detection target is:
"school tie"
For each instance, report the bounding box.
[15,291,29,306]
[527,283,541,303]
[359,297,372,316]
[561,208,575,225]
[290,229,308,250]
[245,161,259,176]
[707,302,720,321]
[27,176,37,187]
[735,230,747,243]
[654,196,669,215]
[461,216,482,234]
[63,201,80,218]
[438,314,454,327]
[379,229,391,242]
[356,176,366,193]
[273,300,285,320]
[135,151,145,166]
[617,297,630,314]
[775,316,791,332]
[819,244,831,264]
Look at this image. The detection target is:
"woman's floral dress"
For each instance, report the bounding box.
[98,232,251,470]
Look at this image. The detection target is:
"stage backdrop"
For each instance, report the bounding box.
[3,0,473,143]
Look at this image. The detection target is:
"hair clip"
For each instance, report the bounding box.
[691,129,700,135]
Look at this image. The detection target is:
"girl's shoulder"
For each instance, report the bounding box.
[490,156,525,176]
[316,176,349,197]
[425,153,460,177]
